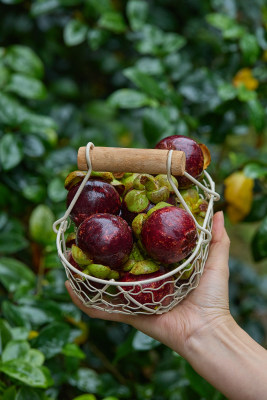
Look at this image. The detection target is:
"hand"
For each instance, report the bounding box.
[65,211,233,357]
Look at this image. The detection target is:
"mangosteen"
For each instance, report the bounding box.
[155,135,204,188]
[77,213,133,270]
[66,179,121,227]
[120,271,174,307]
[141,206,197,264]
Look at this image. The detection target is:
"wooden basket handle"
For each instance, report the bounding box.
[77,146,186,176]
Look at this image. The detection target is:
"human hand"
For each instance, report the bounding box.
[65,211,233,357]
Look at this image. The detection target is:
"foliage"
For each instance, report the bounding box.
[0,0,266,398]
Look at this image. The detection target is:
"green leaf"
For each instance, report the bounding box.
[126,0,148,31]
[0,319,12,354]
[31,322,70,359]
[142,107,172,145]
[47,177,66,202]
[0,93,57,136]
[252,217,267,261]
[218,83,237,101]
[0,361,53,388]
[2,301,30,328]
[69,368,101,393]
[15,298,63,326]
[73,395,97,400]
[2,386,16,400]
[0,232,29,254]
[0,134,23,170]
[244,163,267,179]
[64,20,88,46]
[135,57,164,75]
[240,34,260,64]
[24,349,45,366]
[11,327,29,340]
[137,25,186,56]
[1,0,23,4]
[87,29,109,50]
[22,184,46,203]
[5,73,47,100]
[15,387,43,400]
[223,25,246,40]
[132,331,160,351]
[185,362,215,398]
[2,340,30,362]
[236,84,257,102]
[206,13,236,31]
[30,0,82,16]
[124,68,165,100]
[61,343,86,359]
[0,258,35,292]
[23,135,45,158]
[109,89,155,109]
[29,205,56,244]
[98,11,126,34]
[247,99,265,131]
[4,45,44,78]
[0,66,10,88]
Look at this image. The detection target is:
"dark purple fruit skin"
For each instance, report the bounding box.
[67,179,121,227]
[77,213,133,270]
[120,271,174,306]
[141,207,197,264]
[155,135,204,188]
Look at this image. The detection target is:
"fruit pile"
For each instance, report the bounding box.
[64,135,210,308]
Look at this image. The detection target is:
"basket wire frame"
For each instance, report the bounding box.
[53,142,220,315]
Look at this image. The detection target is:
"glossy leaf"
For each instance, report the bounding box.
[109,89,155,108]
[136,25,186,56]
[6,73,47,99]
[0,319,12,353]
[0,361,53,388]
[0,232,29,254]
[124,68,165,100]
[64,20,88,46]
[48,177,66,202]
[0,258,35,292]
[240,34,260,64]
[15,387,43,400]
[126,0,148,31]
[98,11,126,33]
[61,343,86,359]
[31,322,70,359]
[132,331,160,350]
[2,340,30,362]
[4,45,44,78]
[69,368,101,393]
[0,133,23,170]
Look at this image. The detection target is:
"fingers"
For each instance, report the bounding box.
[205,211,230,274]
[65,281,135,325]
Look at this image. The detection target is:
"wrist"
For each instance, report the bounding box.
[183,312,236,360]
[181,314,267,400]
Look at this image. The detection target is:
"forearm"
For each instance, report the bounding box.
[181,316,267,400]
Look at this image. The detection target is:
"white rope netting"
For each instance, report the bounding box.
[53,142,220,315]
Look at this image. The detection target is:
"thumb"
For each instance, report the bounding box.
[205,211,230,274]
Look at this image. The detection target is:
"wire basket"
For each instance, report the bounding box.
[53,142,220,315]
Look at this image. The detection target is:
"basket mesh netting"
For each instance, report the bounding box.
[53,143,220,315]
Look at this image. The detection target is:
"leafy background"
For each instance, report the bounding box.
[0,0,266,399]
